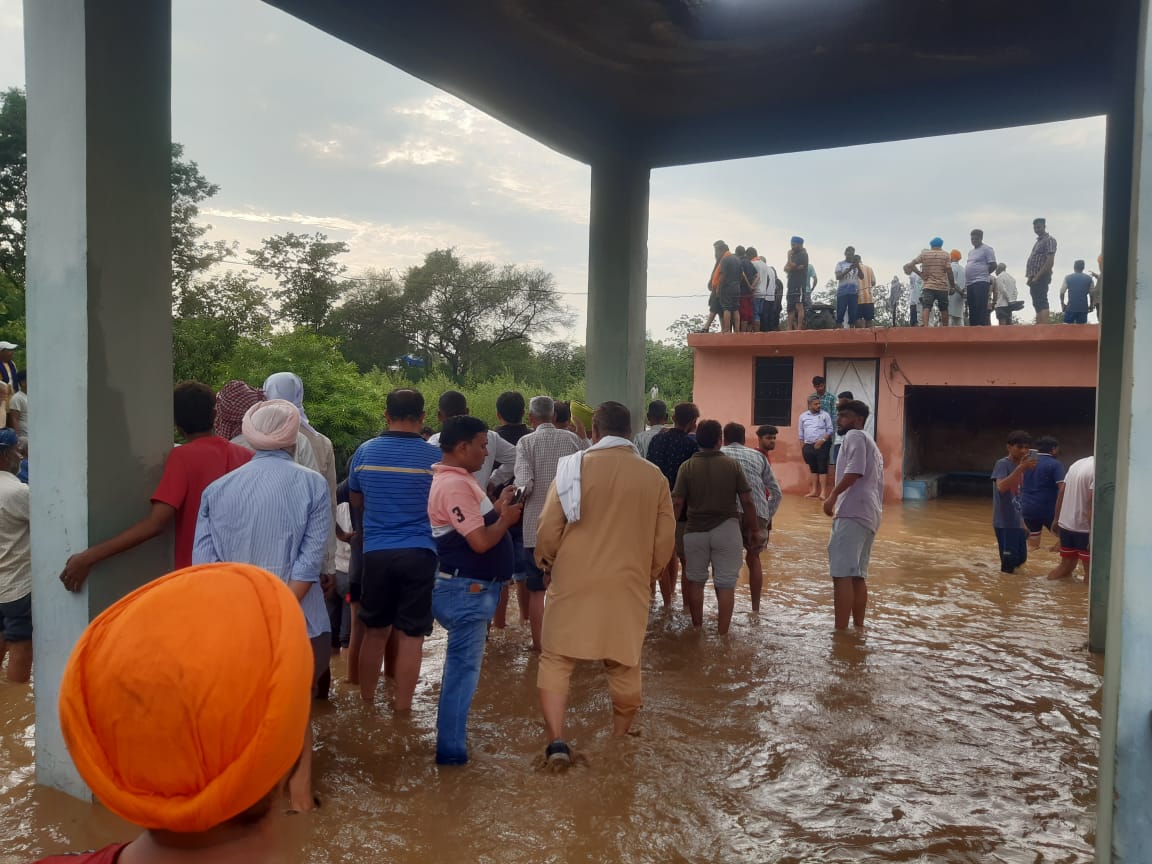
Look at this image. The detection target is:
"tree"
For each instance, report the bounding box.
[400,248,570,380]
[533,340,586,396]
[665,313,706,344]
[172,271,271,384]
[249,232,348,331]
[222,329,388,470]
[323,268,410,372]
[0,88,26,286]
[171,142,233,299]
[646,338,693,405]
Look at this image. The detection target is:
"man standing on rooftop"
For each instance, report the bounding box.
[1060,260,1094,324]
[906,237,957,327]
[965,229,997,326]
[1026,217,1057,324]
[784,236,809,331]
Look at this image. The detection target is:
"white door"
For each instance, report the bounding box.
[824,359,878,439]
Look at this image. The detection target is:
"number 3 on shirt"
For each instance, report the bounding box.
[452,506,465,524]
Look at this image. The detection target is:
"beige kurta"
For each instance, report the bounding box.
[535,446,675,667]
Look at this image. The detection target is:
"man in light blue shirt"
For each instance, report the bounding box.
[193,398,331,815]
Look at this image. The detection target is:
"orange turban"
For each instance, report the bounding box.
[59,564,312,832]
[949,249,962,262]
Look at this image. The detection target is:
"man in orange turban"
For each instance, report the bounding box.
[35,563,312,863]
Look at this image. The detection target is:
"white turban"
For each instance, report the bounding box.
[241,399,300,451]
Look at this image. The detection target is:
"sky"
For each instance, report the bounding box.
[0,0,1106,343]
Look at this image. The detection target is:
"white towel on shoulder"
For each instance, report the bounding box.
[554,435,637,523]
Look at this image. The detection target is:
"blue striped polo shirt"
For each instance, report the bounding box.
[348,431,441,554]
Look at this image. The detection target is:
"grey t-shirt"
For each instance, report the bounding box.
[833,430,884,533]
[991,457,1024,530]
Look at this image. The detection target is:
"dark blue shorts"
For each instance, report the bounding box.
[525,548,547,592]
[0,592,32,642]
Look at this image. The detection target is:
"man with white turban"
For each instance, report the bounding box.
[193,399,332,813]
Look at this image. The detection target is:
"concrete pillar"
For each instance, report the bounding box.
[25,0,172,796]
[1091,0,1142,656]
[585,159,650,424]
[1096,0,1152,858]
[1091,118,1137,654]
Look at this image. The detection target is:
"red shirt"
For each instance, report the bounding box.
[151,436,251,568]
[35,844,128,863]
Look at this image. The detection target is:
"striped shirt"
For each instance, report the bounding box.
[193,450,331,639]
[1027,232,1058,280]
[911,248,952,291]
[348,431,440,554]
[514,423,588,547]
[720,443,781,522]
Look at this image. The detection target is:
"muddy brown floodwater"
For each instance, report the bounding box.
[1,498,1101,863]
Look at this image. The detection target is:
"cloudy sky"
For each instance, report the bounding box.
[0,0,1106,342]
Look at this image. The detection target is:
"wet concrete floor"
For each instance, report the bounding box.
[0,498,1101,863]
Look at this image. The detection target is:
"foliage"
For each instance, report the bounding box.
[399,248,571,379]
[222,330,388,469]
[173,271,272,384]
[0,88,25,285]
[171,142,233,299]
[249,232,349,331]
[665,313,706,343]
[323,267,409,372]
[645,339,693,405]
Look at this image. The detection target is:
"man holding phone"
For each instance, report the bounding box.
[991,430,1038,573]
[428,415,523,765]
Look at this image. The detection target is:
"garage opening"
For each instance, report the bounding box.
[903,386,1096,498]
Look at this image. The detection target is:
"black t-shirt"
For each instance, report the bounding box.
[787,248,809,290]
[719,254,742,293]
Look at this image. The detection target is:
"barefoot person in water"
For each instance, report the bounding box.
[533,402,674,768]
[822,401,884,630]
[35,563,315,864]
[1047,455,1094,581]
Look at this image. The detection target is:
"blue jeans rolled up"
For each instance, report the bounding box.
[431,576,503,765]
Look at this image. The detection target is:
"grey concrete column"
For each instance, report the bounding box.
[1096,0,1152,858]
[585,159,650,424]
[1091,106,1137,654]
[25,0,172,796]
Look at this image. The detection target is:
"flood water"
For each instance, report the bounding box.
[1,498,1102,863]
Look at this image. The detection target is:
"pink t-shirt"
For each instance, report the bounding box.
[428,464,488,537]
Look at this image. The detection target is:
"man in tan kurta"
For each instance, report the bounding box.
[534,401,675,764]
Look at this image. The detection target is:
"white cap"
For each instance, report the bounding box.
[0,342,18,350]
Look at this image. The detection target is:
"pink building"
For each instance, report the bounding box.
[687,327,1101,500]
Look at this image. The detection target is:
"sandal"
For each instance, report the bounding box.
[545,739,572,766]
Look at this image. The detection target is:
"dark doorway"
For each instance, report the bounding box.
[903,386,1096,496]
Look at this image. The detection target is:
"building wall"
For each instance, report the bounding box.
[688,328,1101,500]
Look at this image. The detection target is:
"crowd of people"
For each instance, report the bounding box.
[702,218,1103,332]
[0,347,1101,864]
[0,339,29,683]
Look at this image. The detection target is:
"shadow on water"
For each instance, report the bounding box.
[0,498,1101,863]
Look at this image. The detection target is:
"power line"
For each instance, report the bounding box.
[212,257,707,298]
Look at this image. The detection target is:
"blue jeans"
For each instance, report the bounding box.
[836,293,858,327]
[431,576,503,764]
